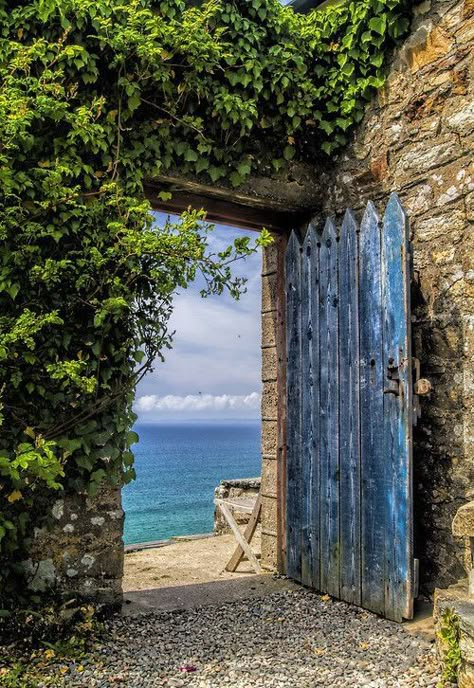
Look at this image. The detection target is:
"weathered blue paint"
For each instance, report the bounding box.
[381,193,413,622]
[359,201,386,616]
[285,230,303,582]
[285,195,413,621]
[318,218,339,598]
[339,209,361,607]
[300,225,320,588]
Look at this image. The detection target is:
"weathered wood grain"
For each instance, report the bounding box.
[285,230,303,582]
[359,202,385,616]
[319,218,340,598]
[276,234,289,574]
[284,196,414,621]
[300,225,320,588]
[381,193,414,622]
[339,209,361,606]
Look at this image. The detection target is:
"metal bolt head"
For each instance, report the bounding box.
[414,378,432,396]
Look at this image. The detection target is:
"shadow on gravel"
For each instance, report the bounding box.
[122,574,298,614]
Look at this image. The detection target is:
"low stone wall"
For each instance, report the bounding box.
[214,478,261,535]
[23,486,124,607]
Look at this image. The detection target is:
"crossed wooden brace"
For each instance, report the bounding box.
[214,493,262,574]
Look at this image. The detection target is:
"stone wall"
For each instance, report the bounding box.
[24,487,124,606]
[260,0,474,592]
[261,235,286,571]
[214,478,261,535]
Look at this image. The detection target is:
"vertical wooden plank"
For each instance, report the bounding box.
[276,233,289,574]
[300,226,312,587]
[309,225,321,591]
[359,201,385,615]
[285,230,303,582]
[319,218,340,598]
[382,193,414,622]
[338,210,361,606]
[300,225,320,589]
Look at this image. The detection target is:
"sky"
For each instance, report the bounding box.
[134,215,262,422]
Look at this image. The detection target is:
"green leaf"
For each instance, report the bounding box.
[127,93,141,112]
[341,62,355,77]
[369,15,387,36]
[6,284,19,299]
[371,53,384,68]
[158,191,172,202]
[321,141,335,155]
[184,149,199,162]
[230,171,242,187]
[127,431,139,446]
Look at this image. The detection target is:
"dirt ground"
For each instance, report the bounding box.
[123,531,262,592]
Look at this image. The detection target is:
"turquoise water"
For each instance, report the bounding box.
[123,422,261,545]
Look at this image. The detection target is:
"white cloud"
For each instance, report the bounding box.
[135,223,262,419]
[135,392,261,416]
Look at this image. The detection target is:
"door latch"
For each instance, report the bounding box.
[384,360,400,396]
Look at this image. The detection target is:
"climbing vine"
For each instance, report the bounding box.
[0,0,410,603]
[438,608,462,685]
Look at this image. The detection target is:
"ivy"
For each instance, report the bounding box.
[0,0,411,604]
[438,608,462,685]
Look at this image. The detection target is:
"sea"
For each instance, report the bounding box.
[122,421,261,545]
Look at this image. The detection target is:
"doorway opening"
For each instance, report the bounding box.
[121,212,271,609]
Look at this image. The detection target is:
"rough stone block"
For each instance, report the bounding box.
[466,192,474,222]
[262,346,277,382]
[262,458,278,498]
[446,100,474,136]
[459,664,474,688]
[261,381,278,421]
[262,420,278,457]
[262,272,277,314]
[403,23,453,72]
[453,502,474,537]
[414,208,466,243]
[262,240,278,276]
[394,135,459,181]
[262,495,278,534]
[262,311,277,348]
[261,532,278,571]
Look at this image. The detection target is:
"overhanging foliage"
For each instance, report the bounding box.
[0,0,410,602]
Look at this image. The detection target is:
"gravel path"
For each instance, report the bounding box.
[47,588,441,687]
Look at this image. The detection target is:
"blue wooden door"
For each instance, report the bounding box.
[285,194,414,622]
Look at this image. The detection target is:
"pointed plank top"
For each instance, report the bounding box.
[340,209,358,244]
[321,217,337,246]
[287,229,302,252]
[360,200,381,231]
[302,222,319,253]
[286,229,303,269]
[384,193,407,225]
[342,208,358,230]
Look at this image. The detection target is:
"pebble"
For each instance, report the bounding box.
[44,588,441,687]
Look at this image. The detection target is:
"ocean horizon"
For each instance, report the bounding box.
[123,420,261,545]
